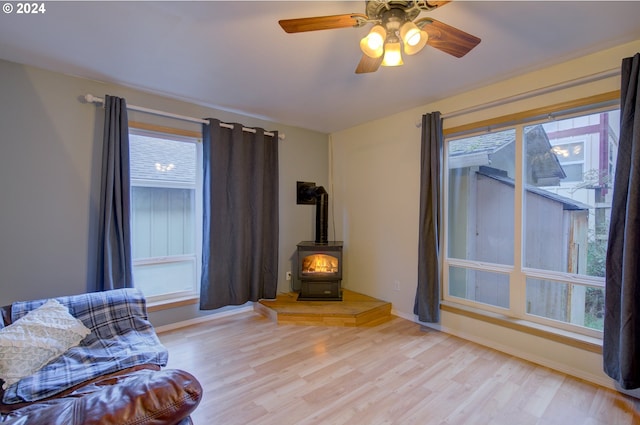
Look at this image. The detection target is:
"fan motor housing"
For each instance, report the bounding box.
[366,1,422,22]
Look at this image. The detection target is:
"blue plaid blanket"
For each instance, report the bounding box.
[2,288,168,404]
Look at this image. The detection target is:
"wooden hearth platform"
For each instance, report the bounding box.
[255,289,393,327]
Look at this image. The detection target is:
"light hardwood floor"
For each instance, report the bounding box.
[158,312,639,425]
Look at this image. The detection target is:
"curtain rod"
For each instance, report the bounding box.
[84,94,285,140]
[441,68,620,120]
[414,68,620,128]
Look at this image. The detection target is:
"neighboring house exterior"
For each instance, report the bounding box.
[129,133,200,299]
[448,114,618,327]
[540,112,619,267]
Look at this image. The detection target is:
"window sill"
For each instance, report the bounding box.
[147,295,199,312]
[440,301,602,354]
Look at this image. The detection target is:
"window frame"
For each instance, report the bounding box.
[128,124,203,304]
[441,92,619,339]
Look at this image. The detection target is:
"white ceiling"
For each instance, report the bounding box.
[1,1,639,133]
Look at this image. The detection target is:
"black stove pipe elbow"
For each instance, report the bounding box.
[297,182,329,244]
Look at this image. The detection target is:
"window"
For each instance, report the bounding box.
[550,141,584,182]
[444,107,619,336]
[129,130,202,301]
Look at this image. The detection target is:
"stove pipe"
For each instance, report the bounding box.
[299,183,329,244]
[314,187,328,244]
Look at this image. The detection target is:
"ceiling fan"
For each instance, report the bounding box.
[279,0,481,74]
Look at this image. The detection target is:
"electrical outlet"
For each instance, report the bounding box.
[393,280,400,291]
[286,271,292,281]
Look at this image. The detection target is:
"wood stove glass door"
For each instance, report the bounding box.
[301,253,338,276]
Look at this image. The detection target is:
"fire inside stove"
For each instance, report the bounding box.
[297,241,343,301]
[302,254,339,274]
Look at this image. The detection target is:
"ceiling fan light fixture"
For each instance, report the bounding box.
[381,37,403,67]
[279,2,481,75]
[360,25,386,58]
[400,21,428,55]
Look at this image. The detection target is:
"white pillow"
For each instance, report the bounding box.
[0,299,91,389]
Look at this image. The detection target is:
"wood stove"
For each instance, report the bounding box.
[296,181,343,301]
[297,241,343,301]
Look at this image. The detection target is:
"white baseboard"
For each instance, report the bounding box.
[155,304,255,334]
[390,309,414,323]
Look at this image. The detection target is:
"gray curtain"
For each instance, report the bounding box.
[200,119,279,310]
[96,95,133,291]
[414,112,443,323]
[603,53,640,390]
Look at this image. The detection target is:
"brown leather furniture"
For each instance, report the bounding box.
[0,293,203,425]
[0,366,201,425]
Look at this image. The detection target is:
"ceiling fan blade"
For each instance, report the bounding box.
[279,14,367,33]
[419,18,481,58]
[425,1,452,10]
[355,54,383,74]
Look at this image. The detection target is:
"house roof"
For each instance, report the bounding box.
[449,125,566,185]
[449,130,514,157]
[524,125,567,184]
[478,167,590,211]
[129,134,196,185]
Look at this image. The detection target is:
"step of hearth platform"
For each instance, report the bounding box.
[255,289,393,327]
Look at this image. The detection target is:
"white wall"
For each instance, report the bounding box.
[330,40,640,391]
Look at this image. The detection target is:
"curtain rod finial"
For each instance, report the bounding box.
[84,94,103,104]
